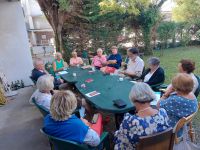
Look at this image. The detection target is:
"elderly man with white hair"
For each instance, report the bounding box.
[31,58,48,82]
[92,48,107,70]
[30,75,54,109]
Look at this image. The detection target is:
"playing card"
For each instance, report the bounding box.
[85,78,94,83]
[85,91,100,97]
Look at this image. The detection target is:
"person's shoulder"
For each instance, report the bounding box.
[158,108,168,116]
[44,114,52,123]
[136,56,144,63]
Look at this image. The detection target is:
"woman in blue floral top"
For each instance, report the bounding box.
[114,83,169,150]
[159,73,198,136]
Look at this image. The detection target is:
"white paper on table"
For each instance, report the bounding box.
[130,81,137,84]
[85,91,100,98]
[151,92,161,105]
[58,71,68,75]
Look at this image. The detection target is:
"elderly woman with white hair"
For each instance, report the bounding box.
[53,52,68,72]
[30,75,54,110]
[70,51,84,66]
[114,82,169,150]
[140,57,165,86]
[44,91,100,147]
[92,48,107,69]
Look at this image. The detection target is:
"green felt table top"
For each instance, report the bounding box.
[60,67,135,113]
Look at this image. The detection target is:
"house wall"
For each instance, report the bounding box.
[0,1,33,86]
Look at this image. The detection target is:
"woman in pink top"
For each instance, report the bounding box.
[70,51,84,66]
[92,48,107,69]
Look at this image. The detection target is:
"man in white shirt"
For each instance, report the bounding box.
[120,48,144,78]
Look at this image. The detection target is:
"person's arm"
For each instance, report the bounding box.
[83,128,100,147]
[53,62,63,72]
[161,84,175,99]
[79,57,84,65]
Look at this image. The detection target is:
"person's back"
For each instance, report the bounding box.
[43,91,100,147]
[114,108,169,149]
[44,114,89,143]
[31,68,46,81]
[161,94,197,127]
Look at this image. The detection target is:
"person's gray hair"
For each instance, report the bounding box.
[33,58,43,68]
[97,48,103,52]
[36,75,54,92]
[50,90,77,121]
[148,57,160,66]
[129,82,156,103]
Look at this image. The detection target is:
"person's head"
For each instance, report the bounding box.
[147,57,160,70]
[178,59,195,74]
[71,51,77,58]
[129,82,156,110]
[36,75,54,93]
[55,52,63,61]
[128,48,139,61]
[50,90,77,121]
[34,58,44,70]
[97,48,103,57]
[111,46,118,55]
[172,73,194,95]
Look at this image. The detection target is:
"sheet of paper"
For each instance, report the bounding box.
[151,92,161,105]
[85,91,100,98]
[130,81,137,84]
[58,71,68,75]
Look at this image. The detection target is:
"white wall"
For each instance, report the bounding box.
[0,1,33,86]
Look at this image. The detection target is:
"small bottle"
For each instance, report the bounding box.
[21,80,24,88]
[11,82,14,90]
[17,80,20,89]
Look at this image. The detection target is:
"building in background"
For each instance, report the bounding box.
[161,0,176,21]
[21,0,55,57]
[0,0,33,86]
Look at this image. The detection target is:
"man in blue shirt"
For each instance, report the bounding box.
[107,46,122,69]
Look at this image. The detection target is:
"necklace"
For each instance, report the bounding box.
[138,107,151,113]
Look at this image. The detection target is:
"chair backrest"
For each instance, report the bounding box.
[194,75,200,97]
[32,97,49,117]
[136,128,174,150]
[40,128,90,150]
[173,103,200,143]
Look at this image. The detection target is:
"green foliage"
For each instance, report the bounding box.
[172,0,200,23]
[58,0,70,11]
[157,21,177,48]
[99,0,150,15]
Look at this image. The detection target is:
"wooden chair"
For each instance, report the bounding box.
[173,102,200,144]
[40,128,110,150]
[136,128,175,150]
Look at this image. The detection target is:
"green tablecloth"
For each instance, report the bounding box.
[61,67,135,113]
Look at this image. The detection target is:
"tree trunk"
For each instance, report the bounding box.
[142,29,153,55]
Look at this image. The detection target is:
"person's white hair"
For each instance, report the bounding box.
[33,59,43,68]
[50,90,77,121]
[36,75,54,92]
[97,48,103,53]
[129,82,156,103]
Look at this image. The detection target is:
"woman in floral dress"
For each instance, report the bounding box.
[114,83,169,150]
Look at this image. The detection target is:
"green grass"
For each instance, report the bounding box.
[143,46,200,84]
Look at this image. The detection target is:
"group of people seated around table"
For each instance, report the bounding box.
[29,45,199,149]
